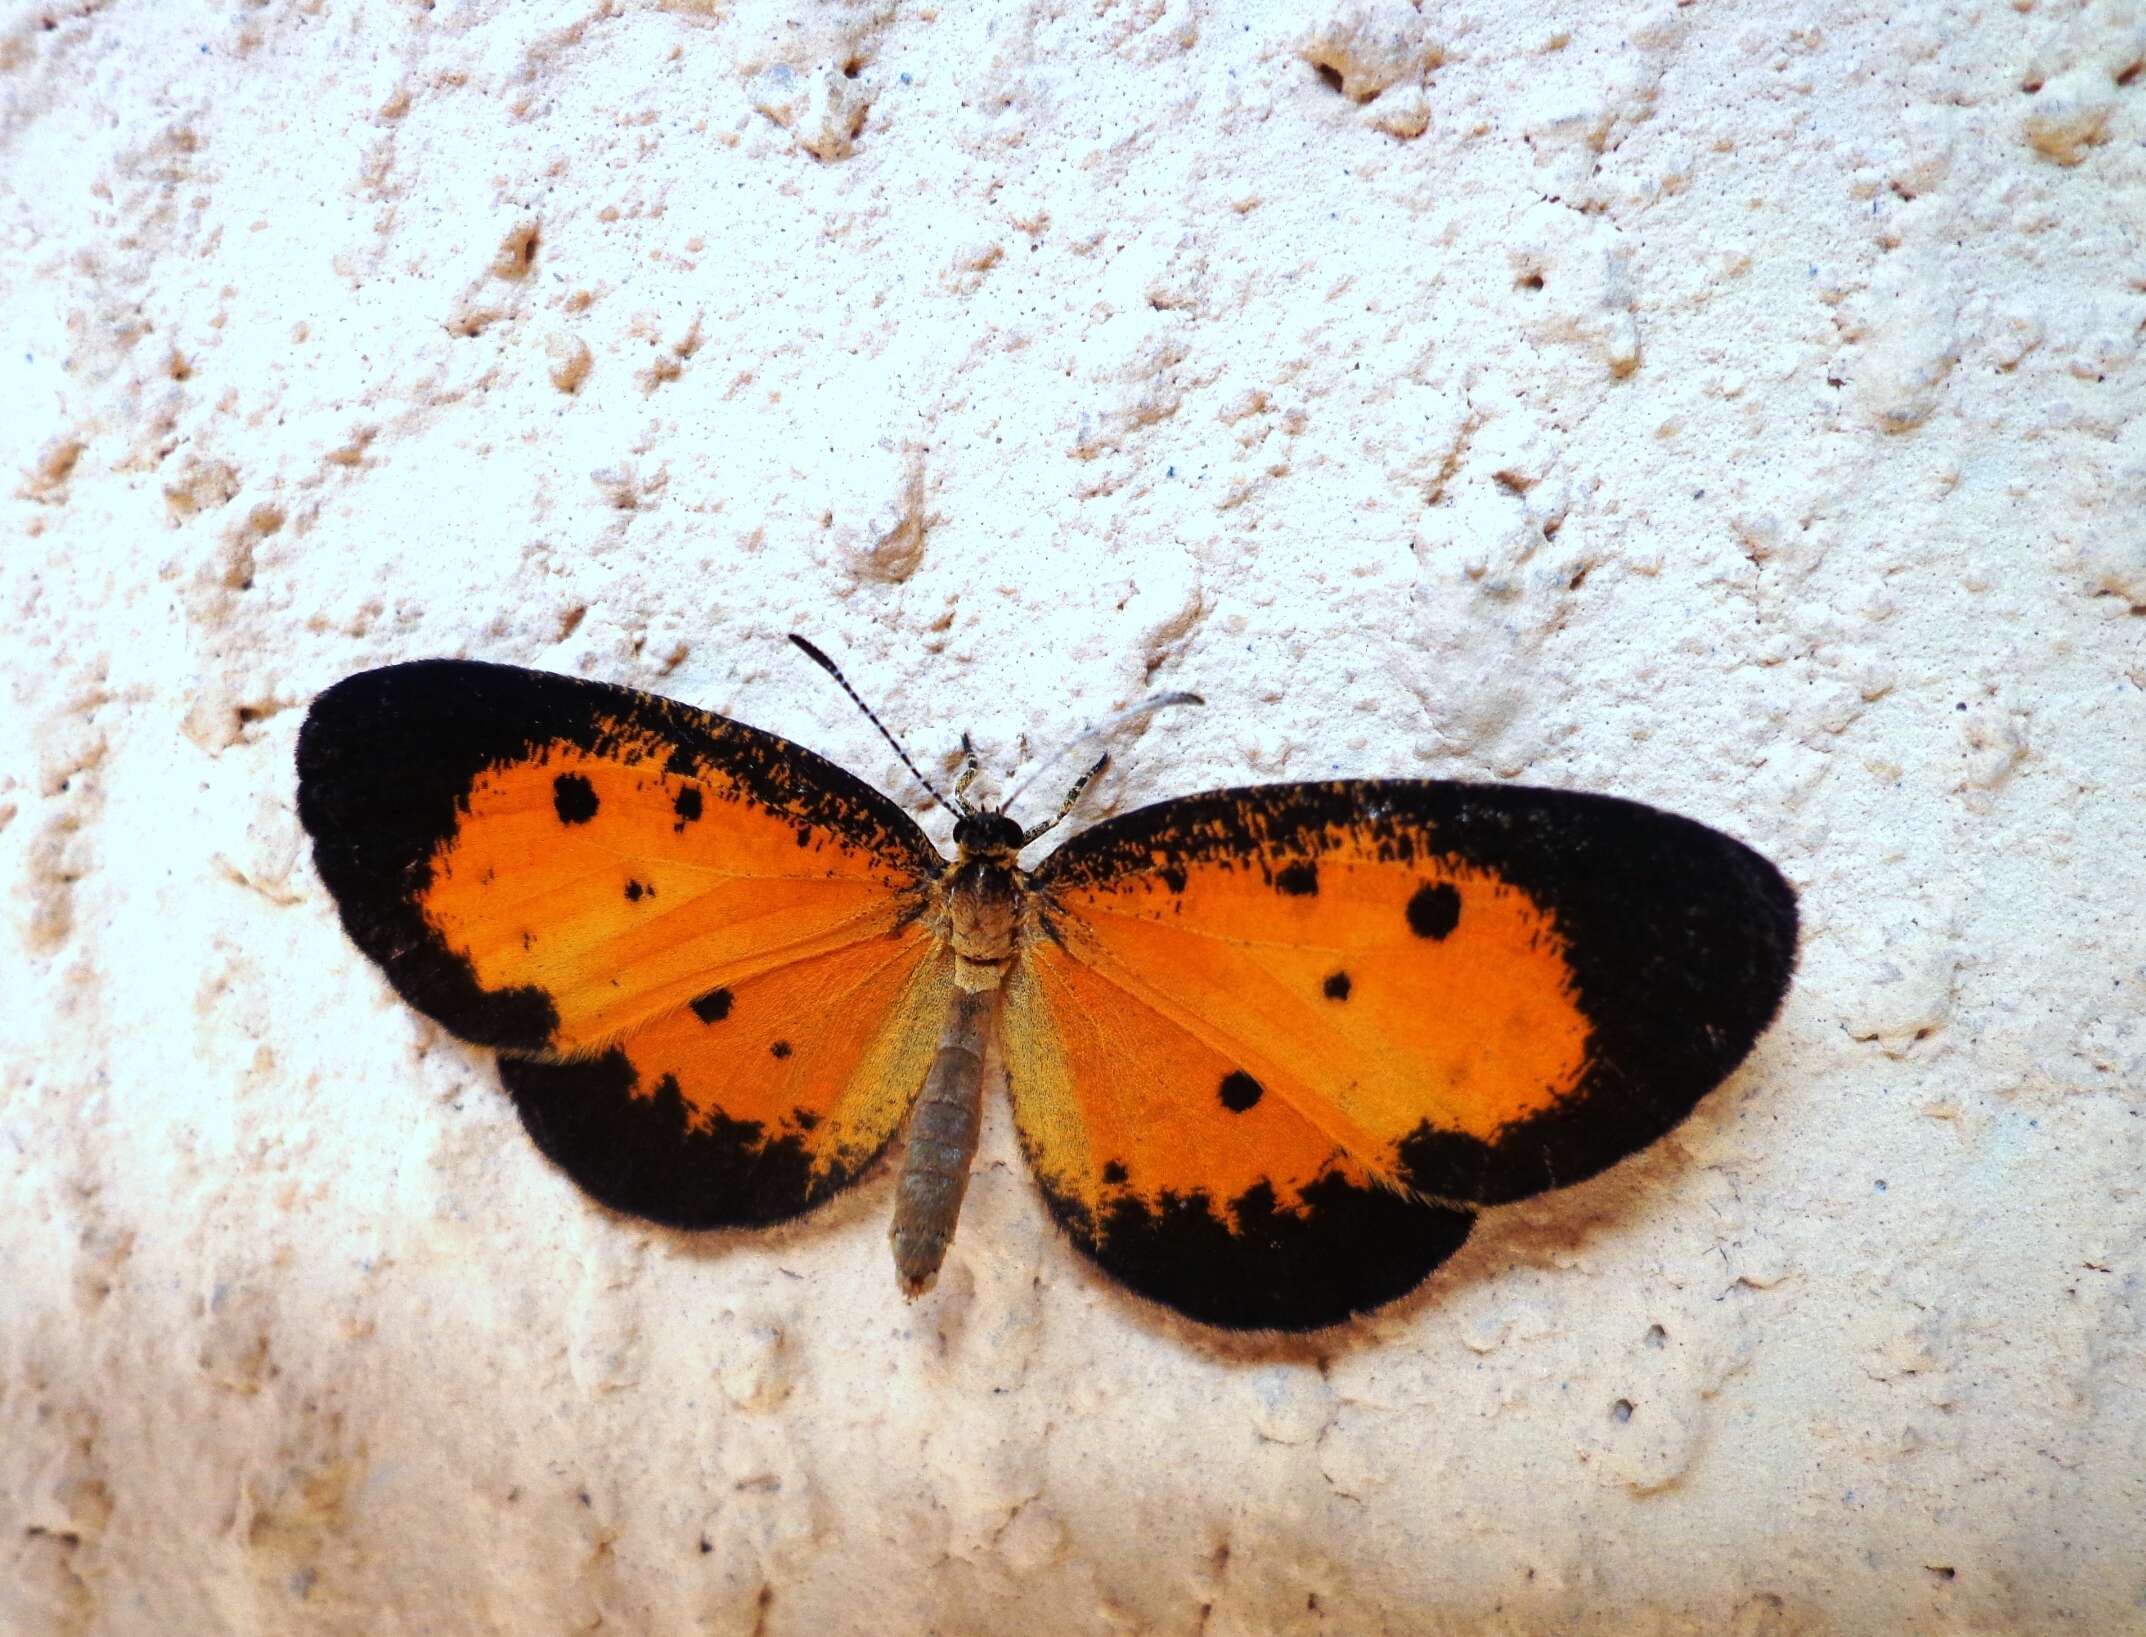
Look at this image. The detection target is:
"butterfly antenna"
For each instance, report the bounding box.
[1006,689,1206,828]
[788,634,958,818]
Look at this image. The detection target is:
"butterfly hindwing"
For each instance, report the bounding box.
[296,660,943,1054]
[503,928,955,1226]
[1002,945,1475,1330]
[1006,780,1795,1328]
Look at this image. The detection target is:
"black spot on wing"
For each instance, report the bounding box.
[1274,859,1318,896]
[1406,881,1461,940]
[1322,970,1352,1001]
[1035,1173,1474,1332]
[1101,1160,1129,1185]
[690,987,733,1023]
[624,879,648,902]
[1218,1070,1264,1113]
[553,772,599,825]
[769,1040,791,1059]
[673,785,703,825]
[501,1050,841,1227]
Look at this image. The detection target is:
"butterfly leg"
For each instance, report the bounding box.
[1020,753,1109,846]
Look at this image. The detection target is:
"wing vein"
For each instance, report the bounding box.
[1053,896,1370,956]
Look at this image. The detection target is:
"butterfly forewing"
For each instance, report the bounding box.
[296,660,942,1054]
[1026,780,1797,1209]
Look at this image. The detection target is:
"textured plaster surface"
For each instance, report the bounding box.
[4,1,2144,1633]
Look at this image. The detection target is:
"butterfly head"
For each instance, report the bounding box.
[951,808,1025,856]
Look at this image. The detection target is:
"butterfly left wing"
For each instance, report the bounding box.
[297,659,956,1225]
[1005,780,1796,1330]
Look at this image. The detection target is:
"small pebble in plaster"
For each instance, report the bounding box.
[23,809,87,952]
[1854,310,1960,433]
[2067,503,2146,610]
[743,50,877,162]
[491,216,540,280]
[546,332,592,393]
[1959,704,2030,794]
[833,448,932,583]
[1244,1364,1337,1446]
[164,456,241,520]
[1836,920,1958,1057]
[589,462,662,509]
[1598,1400,1702,1495]
[943,239,1004,297]
[293,655,1797,1334]
[2021,68,2118,166]
[1504,203,1645,378]
[447,301,503,338]
[997,1502,1068,1574]
[715,1318,792,1411]
[22,433,85,502]
[1367,84,1431,140]
[1317,1406,1400,1499]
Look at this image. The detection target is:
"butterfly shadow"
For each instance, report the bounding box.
[630,1163,896,1272]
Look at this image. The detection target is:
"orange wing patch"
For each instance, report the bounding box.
[1043,852,1592,1154]
[424,734,925,1051]
[503,926,954,1226]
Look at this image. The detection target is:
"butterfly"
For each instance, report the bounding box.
[294,640,1798,1332]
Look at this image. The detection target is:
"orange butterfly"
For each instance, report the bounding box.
[295,643,1797,1331]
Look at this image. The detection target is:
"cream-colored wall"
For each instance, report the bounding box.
[4,2,2142,1632]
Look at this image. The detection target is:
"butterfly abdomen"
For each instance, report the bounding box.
[888,837,1029,1293]
[890,985,999,1295]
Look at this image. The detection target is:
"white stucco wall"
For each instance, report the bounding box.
[5,1,2143,1632]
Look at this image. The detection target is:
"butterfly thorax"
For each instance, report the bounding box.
[945,813,1028,994]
